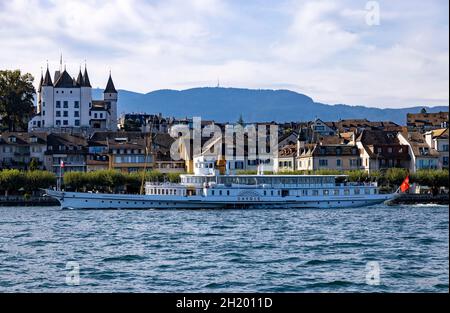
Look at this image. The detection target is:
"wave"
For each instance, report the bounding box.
[102,254,147,262]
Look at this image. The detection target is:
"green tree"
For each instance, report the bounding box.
[0,169,25,196]
[385,168,408,190]
[0,70,35,131]
[64,171,88,192]
[412,169,449,195]
[24,170,56,193]
[29,158,39,171]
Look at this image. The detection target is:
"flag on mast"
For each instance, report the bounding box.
[60,160,65,168]
[400,176,410,192]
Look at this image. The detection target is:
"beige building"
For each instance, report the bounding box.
[274,144,297,172]
[297,143,361,171]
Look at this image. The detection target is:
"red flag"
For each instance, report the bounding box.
[60,160,65,168]
[400,176,410,193]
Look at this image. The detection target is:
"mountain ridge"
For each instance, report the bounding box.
[92,87,448,125]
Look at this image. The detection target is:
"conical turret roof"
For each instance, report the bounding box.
[42,67,53,86]
[104,74,117,93]
[82,67,91,87]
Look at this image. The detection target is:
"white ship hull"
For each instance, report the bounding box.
[45,189,395,210]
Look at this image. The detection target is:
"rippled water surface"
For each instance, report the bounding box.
[0,205,448,292]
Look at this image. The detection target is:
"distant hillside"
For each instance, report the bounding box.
[92,87,448,125]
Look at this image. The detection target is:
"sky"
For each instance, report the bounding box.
[0,0,448,108]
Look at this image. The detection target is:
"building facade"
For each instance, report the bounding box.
[407,111,449,132]
[425,128,449,169]
[398,132,440,172]
[356,130,410,172]
[29,61,118,132]
[0,132,47,170]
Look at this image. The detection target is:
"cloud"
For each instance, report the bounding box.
[0,0,447,109]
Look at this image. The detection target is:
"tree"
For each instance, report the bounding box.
[0,169,25,196]
[24,170,56,193]
[29,158,39,171]
[0,70,36,131]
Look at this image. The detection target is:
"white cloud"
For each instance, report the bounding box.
[0,0,447,109]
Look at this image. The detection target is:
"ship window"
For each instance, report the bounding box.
[312,190,319,196]
[264,191,266,196]
[334,189,339,195]
[212,190,214,196]
[227,190,230,196]
[365,189,370,195]
[219,190,222,196]
[323,190,329,196]
[344,189,350,195]
[354,188,360,195]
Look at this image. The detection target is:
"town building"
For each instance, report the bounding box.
[44,133,88,175]
[119,113,174,133]
[397,131,440,172]
[28,59,118,132]
[424,128,449,169]
[407,111,448,132]
[356,130,410,172]
[295,131,361,171]
[87,131,185,173]
[0,132,47,170]
[274,144,297,172]
[325,119,403,133]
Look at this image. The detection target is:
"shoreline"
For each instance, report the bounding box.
[0,194,448,207]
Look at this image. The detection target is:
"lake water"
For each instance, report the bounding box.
[0,204,448,292]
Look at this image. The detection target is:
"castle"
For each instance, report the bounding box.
[29,59,118,131]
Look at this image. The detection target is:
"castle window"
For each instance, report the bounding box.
[63,111,68,117]
[63,120,68,126]
[75,120,80,126]
[43,111,45,116]
[43,102,45,107]
[56,111,61,117]
[74,111,79,117]
[74,101,79,108]
[94,113,98,118]
[56,101,61,108]
[70,90,72,94]
[61,90,64,94]
[56,120,61,126]
[63,101,68,108]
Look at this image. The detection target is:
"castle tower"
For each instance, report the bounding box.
[103,73,118,130]
[37,71,43,114]
[80,65,92,127]
[41,66,54,128]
